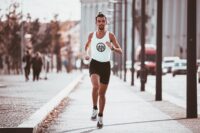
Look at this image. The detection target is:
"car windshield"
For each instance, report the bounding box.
[164,60,174,63]
[175,63,179,66]
[181,63,186,66]
[175,62,186,67]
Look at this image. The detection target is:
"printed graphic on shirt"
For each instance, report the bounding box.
[96,42,106,52]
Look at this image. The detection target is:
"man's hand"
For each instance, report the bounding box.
[85,55,90,60]
[108,32,122,54]
[105,41,112,49]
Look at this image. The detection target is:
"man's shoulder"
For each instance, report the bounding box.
[88,32,95,39]
[108,32,115,36]
[108,32,115,40]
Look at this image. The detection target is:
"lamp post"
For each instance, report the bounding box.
[140,0,146,91]
[108,2,117,75]
[108,0,123,78]
[20,0,24,73]
[113,3,117,75]
[123,0,127,82]
[155,0,163,101]
[186,0,197,118]
[119,0,123,79]
[131,0,136,86]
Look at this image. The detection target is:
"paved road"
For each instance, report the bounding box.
[0,71,82,128]
[126,71,200,114]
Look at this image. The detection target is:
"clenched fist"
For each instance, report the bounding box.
[105,41,112,49]
[85,55,90,60]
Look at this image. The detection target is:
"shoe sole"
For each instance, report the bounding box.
[97,124,103,129]
[91,115,97,121]
[91,116,97,121]
[97,122,103,129]
[91,118,97,121]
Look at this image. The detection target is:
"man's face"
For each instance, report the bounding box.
[96,17,107,31]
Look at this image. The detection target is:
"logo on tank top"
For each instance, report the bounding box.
[96,42,106,52]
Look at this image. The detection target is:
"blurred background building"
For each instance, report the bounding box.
[80,0,200,61]
[0,0,200,75]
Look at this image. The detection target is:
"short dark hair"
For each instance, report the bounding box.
[95,12,107,21]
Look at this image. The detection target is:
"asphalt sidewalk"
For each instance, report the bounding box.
[45,74,192,133]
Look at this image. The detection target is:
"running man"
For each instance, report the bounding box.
[84,12,122,128]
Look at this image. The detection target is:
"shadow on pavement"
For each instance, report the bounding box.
[59,117,188,133]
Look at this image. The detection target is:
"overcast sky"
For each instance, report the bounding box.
[0,0,81,22]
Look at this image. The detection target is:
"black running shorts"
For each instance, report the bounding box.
[89,59,111,84]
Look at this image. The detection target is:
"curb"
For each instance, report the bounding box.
[0,74,84,133]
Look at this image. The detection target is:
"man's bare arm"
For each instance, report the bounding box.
[108,32,122,54]
[84,33,93,60]
[84,32,93,52]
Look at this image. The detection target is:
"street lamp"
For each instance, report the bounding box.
[155,0,163,101]
[108,0,123,78]
[140,0,146,91]
[186,0,197,118]
[131,0,136,86]
[20,0,24,73]
[123,0,127,82]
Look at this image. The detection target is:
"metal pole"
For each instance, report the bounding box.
[119,0,123,79]
[123,0,127,82]
[20,0,24,74]
[140,0,146,91]
[131,0,135,86]
[113,3,116,75]
[187,0,197,118]
[155,0,163,101]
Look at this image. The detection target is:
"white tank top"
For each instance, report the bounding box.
[90,31,111,62]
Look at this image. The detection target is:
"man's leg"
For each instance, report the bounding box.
[36,70,39,80]
[25,67,30,81]
[97,83,108,128]
[33,69,36,81]
[90,74,100,120]
[24,68,28,81]
[90,74,100,108]
[27,68,30,79]
[98,83,108,116]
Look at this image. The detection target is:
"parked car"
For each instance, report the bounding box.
[162,56,180,74]
[135,44,156,75]
[172,59,187,77]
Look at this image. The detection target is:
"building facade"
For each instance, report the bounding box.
[80,0,200,61]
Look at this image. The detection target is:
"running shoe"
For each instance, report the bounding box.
[97,116,103,128]
[91,109,98,120]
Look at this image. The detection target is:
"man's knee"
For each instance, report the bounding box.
[93,84,99,91]
[98,91,105,98]
[92,79,99,88]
